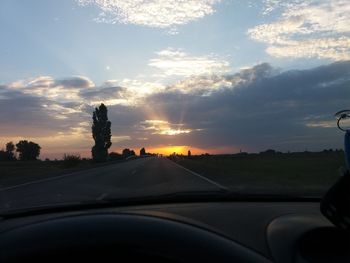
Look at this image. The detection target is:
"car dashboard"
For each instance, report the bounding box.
[0,201,349,262]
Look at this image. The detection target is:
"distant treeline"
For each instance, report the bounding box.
[169,148,344,161]
[108,147,157,161]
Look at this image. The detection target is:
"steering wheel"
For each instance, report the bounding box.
[0,213,271,262]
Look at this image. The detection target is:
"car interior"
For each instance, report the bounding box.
[0,189,349,262]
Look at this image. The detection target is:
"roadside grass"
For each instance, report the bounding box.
[0,152,344,196]
[173,151,345,195]
[0,158,133,188]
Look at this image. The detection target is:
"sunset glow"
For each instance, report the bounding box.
[147,146,203,156]
[0,0,349,159]
[146,145,241,156]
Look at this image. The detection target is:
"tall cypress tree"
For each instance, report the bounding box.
[91,103,112,162]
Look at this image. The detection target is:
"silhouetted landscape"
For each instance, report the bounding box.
[0,103,345,194]
[0,148,343,194]
[1,2,350,262]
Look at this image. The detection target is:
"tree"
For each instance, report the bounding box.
[0,142,16,161]
[91,103,112,162]
[122,148,135,158]
[62,154,81,168]
[140,147,146,156]
[16,140,41,160]
[6,141,16,160]
[188,150,191,157]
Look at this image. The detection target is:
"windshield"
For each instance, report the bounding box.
[0,0,349,213]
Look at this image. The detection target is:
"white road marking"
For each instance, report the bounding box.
[169,160,229,191]
[96,193,108,201]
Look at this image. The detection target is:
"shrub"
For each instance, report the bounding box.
[62,154,81,168]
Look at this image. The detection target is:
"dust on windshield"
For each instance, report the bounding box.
[0,0,349,212]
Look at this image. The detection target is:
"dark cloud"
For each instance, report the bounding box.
[140,61,350,151]
[0,86,87,137]
[229,62,276,82]
[54,76,93,88]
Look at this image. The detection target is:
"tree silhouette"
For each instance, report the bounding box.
[91,103,112,162]
[188,150,191,157]
[6,141,16,160]
[140,147,146,156]
[16,140,41,161]
[122,148,135,157]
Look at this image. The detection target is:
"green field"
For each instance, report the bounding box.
[173,151,345,196]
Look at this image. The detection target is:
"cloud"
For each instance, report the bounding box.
[166,62,275,94]
[76,48,232,106]
[1,61,349,157]
[80,79,166,106]
[76,0,221,32]
[265,37,350,60]
[0,86,86,138]
[168,75,232,94]
[141,61,350,151]
[0,76,97,139]
[9,76,94,102]
[248,0,350,60]
[112,135,131,143]
[260,0,305,15]
[149,48,231,77]
[54,76,95,89]
[138,120,193,135]
[80,86,131,106]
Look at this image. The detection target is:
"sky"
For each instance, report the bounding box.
[0,0,349,158]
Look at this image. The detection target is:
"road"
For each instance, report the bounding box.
[0,157,227,211]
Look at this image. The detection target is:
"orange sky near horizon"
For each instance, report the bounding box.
[31,145,240,160]
[1,136,242,159]
[142,145,240,156]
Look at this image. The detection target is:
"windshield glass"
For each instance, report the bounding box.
[0,0,349,213]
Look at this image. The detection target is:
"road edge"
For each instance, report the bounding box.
[167,158,229,191]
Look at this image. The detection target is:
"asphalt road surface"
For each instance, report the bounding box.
[0,157,227,211]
